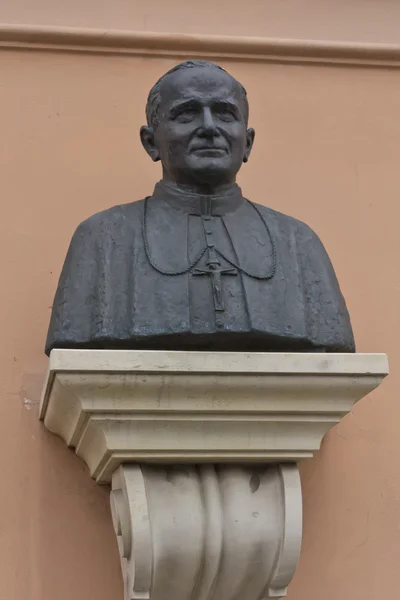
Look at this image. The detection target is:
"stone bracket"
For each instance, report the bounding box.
[39,349,388,600]
[111,463,302,600]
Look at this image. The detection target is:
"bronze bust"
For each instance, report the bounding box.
[46,60,354,354]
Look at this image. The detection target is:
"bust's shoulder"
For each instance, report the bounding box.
[251,201,318,239]
[75,199,145,234]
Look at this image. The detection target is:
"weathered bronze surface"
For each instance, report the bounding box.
[46,60,354,354]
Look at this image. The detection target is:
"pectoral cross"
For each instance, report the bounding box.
[193,246,237,312]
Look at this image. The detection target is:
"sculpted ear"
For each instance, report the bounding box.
[243,128,255,163]
[140,126,161,162]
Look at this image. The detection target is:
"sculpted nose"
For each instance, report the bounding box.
[199,107,218,137]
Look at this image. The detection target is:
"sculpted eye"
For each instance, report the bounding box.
[217,110,236,122]
[174,110,197,123]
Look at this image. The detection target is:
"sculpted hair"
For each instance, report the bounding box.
[145,60,249,128]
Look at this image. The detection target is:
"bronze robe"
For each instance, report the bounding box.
[46,182,355,354]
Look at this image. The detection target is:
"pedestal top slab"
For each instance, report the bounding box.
[41,349,388,381]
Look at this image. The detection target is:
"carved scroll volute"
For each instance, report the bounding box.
[111,466,153,600]
[111,464,302,600]
[266,465,303,598]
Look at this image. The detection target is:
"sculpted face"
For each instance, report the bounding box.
[141,65,255,190]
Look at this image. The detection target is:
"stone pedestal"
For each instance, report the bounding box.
[39,349,388,600]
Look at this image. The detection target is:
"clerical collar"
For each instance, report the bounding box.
[151,180,245,216]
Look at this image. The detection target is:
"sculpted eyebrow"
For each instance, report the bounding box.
[212,100,239,114]
[169,99,240,119]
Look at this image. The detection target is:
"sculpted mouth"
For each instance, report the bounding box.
[191,147,228,155]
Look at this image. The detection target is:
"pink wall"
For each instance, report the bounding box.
[0,16,398,600]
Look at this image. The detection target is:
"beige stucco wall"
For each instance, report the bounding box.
[0,7,399,599]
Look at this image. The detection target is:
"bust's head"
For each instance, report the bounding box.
[140,60,255,192]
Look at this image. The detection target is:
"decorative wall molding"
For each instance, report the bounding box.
[1,23,400,66]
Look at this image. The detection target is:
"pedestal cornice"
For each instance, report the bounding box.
[39,349,388,483]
